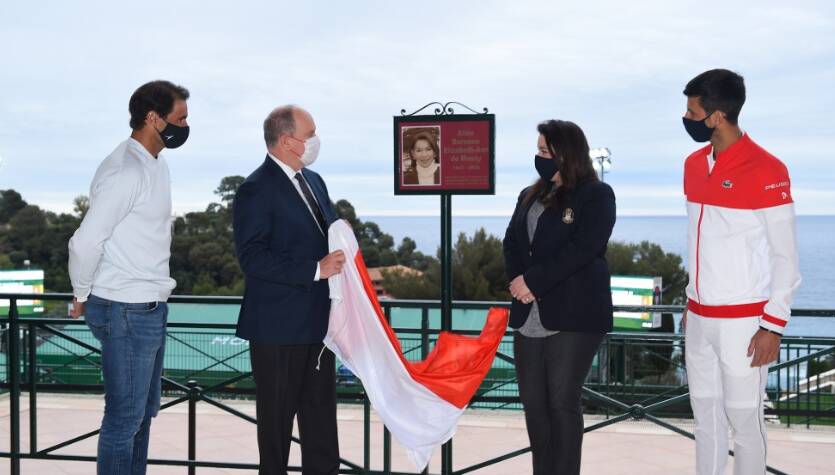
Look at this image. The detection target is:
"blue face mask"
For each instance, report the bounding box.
[682,112,715,143]
[535,155,560,182]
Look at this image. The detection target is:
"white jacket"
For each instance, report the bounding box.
[684,134,801,334]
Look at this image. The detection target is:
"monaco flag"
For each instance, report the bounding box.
[325,219,509,470]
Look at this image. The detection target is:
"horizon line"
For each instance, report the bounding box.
[21,203,835,220]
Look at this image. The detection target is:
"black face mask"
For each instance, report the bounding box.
[157,120,190,149]
[682,113,715,143]
[535,155,560,182]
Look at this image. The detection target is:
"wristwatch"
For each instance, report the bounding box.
[759,326,782,336]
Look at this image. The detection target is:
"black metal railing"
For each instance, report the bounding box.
[2,293,834,474]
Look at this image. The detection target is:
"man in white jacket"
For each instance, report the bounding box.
[68,80,190,475]
[680,69,801,475]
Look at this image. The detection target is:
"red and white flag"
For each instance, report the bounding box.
[325,220,508,470]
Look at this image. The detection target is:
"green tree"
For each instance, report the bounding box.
[73,195,90,219]
[7,205,47,251]
[808,354,835,378]
[382,228,511,301]
[169,176,244,295]
[0,189,27,224]
[0,200,81,291]
[40,211,81,291]
[381,262,440,299]
[215,176,245,205]
[8,251,28,269]
[334,199,398,267]
[452,229,511,301]
[396,237,433,271]
[0,253,14,269]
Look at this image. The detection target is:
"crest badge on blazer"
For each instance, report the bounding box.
[562,208,574,224]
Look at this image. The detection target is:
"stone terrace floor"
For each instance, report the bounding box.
[1,393,834,474]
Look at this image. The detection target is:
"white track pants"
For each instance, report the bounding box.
[685,312,769,475]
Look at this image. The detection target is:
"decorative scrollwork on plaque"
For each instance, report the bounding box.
[401,102,489,116]
[442,102,489,115]
[400,102,444,116]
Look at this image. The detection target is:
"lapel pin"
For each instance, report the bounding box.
[562,208,574,224]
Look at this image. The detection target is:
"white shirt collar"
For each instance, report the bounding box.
[268,152,302,182]
[127,137,161,167]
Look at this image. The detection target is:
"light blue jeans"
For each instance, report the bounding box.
[84,294,167,475]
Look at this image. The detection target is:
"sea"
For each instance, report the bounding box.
[366,215,835,338]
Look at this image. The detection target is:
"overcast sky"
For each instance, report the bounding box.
[1,1,833,217]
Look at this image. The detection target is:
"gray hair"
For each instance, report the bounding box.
[263,105,296,147]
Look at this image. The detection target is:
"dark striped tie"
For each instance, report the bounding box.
[294,172,328,233]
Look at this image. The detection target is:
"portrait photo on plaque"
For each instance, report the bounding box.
[401,126,441,186]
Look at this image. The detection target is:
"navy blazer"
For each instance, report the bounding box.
[502,178,616,333]
[233,157,338,345]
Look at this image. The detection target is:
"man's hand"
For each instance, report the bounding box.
[319,250,346,279]
[509,275,535,304]
[747,328,781,367]
[70,298,85,319]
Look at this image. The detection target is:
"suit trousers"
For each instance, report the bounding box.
[250,343,339,475]
[514,331,604,475]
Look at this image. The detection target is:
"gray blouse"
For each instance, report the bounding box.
[518,199,559,338]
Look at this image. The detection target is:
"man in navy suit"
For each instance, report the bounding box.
[233,105,346,475]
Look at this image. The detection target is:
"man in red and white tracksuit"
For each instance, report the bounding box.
[681,69,801,475]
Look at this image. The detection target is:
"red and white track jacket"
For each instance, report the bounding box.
[684,134,801,334]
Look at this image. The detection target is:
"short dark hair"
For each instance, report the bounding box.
[683,69,745,125]
[128,80,190,130]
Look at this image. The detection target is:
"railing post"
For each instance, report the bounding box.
[382,301,394,472]
[791,344,796,427]
[617,339,626,385]
[8,298,21,475]
[383,427,391,474]
[363,396,371,473]
[187,380,199,475]
[421,307,429,360]
[440,194,454,475]
[806,342,812,429]
[442,440,453,475]
[419,310,433,475]
[28,321,37,453]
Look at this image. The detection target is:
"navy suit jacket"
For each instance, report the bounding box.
[233,157,338,345]
[502,178,616,333]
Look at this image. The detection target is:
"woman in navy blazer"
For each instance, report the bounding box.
[503,119,616,475]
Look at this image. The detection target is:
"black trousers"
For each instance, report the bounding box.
[514,331,604,475]
[250,342,339,475]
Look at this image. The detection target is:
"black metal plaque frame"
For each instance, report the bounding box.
[393,106,495,196]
